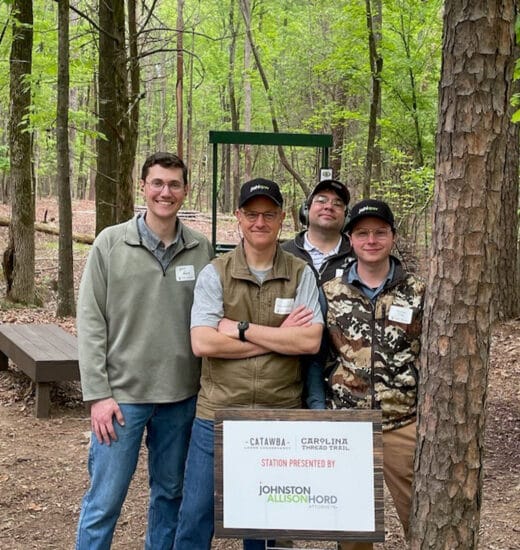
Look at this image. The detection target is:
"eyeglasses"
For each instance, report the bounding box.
[146,179,185,192]
[351,228,393,240]
[240,210,280,222]
[312,195,345,209]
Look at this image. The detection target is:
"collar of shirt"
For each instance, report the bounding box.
[137,214,181,272]
[303,232,342,271]
[347,259,395,301]
[137,213,179,252]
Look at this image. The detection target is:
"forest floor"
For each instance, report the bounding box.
[0,198,519,549]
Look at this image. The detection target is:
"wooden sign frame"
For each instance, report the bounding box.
[214,409,384,543]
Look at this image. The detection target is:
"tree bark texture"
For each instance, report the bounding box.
[116,0,139,224]
[56,0,76,317]
[495,61,520,320]
[95,0,120,234]
[411,2,517,548]
[6,0,35,303]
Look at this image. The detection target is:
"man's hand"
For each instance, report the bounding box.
[90,397,125,445]
[217,317,240,339]
[280,304,314,328]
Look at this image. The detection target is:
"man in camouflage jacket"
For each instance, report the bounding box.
[323,199,425,550]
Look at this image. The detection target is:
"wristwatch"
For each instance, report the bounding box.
[237,321,250,342]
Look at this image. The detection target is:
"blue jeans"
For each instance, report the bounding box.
[76,397,196,550]
[174,418,274,550]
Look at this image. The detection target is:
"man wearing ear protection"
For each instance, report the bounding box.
[282,179,353,284]
[281,179,354,412]
[75,152,213,549]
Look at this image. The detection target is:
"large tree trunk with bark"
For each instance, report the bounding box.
[410,3,518,548]
[56,0,75,317]
[5,0,35,304]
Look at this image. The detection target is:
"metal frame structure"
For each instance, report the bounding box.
[209,130,333,253]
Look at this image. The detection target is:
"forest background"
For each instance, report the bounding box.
[0,0,441,235]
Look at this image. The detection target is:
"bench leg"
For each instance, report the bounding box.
[0,351,8,371]
[35,382,51,419]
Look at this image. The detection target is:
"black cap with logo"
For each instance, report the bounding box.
[238,178,284,208]
[309,179,350,206]
[345,199,395,233]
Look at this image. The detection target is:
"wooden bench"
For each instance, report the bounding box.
[0,323,80,418]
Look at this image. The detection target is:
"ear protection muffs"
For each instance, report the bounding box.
[299,197,350,233]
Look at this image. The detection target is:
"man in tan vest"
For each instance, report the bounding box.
[174,178,323,550]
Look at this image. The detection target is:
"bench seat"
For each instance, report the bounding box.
[0,323,80,418]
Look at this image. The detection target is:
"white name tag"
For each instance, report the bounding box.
[335,268,344,278]
[388,305,413,324]
[175,265,196,281]
[274,298,295,315]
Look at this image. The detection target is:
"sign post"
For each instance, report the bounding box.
[214,409,384,543]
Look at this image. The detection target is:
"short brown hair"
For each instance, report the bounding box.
[140,152,188,185]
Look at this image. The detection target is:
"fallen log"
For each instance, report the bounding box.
[0,216,94,245]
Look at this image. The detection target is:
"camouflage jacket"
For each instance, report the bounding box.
[323,259,425,431]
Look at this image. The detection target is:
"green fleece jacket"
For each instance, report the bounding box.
[77,215,213,403]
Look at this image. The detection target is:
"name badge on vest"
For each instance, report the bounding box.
[175,265,195,281]
[274,298,295,315]
[388,304,413,324]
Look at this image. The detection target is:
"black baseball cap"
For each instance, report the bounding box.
[345,199,395,233]
[238,178,284,208]
[309,179,350,206]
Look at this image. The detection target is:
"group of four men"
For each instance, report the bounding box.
[75,151,425,550]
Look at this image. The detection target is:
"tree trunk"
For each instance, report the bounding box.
[186,28,194,207]
[242,0,252,181]
[95,0,120,234]
[228,0,240,209]
[5,0,35,304]
[176,0,184,159]
[495,67,520,320]
[56,0,76,317]
[363,0,382,199]
[330,86,347,181]
[116,0,139,223]
[410,3,518,548]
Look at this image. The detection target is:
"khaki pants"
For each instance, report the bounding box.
[339,421,416,550]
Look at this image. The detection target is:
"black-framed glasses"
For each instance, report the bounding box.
[145,179,185,192]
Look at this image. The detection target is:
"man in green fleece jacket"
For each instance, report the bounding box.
[75,152,213,550]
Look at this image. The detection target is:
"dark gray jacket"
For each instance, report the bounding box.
[281,231,353,285]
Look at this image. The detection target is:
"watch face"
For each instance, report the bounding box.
[238,321,249,341]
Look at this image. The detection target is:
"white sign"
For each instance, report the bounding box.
[222,420,375,532]
[320,168,333,181]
